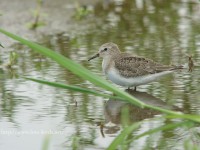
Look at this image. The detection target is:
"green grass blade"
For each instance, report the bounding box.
[0,28,144,107]
[41,135,50,150]
[108,120,194,150]
[145,104,182,116]
[123,120,193,146]
[107,122,141,150]
[25,77,124,99]
[0,43,4,48]
[133,120,192,140]
[166,114,200,122]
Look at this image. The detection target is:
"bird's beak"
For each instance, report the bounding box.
[88,53,99,61]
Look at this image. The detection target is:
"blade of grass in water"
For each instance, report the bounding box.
[25,77,124,100]
[26,79,200,123]
[133,120,193,140]
[165,114,200,122]
[107,122,141,150]
[108,120,193,149]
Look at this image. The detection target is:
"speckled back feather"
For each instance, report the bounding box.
[114,56,182,78]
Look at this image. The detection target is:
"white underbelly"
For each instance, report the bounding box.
[106,68,172,87]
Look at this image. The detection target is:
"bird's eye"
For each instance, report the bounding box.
[104,48,108,51]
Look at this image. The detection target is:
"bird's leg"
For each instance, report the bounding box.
[126,87,131,92]
[134,87,137,91]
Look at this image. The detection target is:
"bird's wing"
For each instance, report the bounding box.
[114,56,178,78]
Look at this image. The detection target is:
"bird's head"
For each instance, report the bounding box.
[88,42,120,61]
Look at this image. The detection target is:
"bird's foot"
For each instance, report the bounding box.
[126,87,137,92]
[134,87,137,91]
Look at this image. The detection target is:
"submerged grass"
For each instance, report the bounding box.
[28,0,46,29]
[107,122,141,150]
[107,120,193,150]
[0,28,200,149]
[25,77,124,100]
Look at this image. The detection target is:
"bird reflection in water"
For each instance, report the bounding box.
[101,89,180,135]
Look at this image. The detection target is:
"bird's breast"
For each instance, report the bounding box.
[102,58,113,74]
[106,67,173,87]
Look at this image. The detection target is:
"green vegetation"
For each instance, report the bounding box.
[27,0,46,29]
[73,3,93,20]
[41,135,51,150]
[0,43,4,48]
[5,51,18,68]
[0,28,199,149]
[25,77,123,100]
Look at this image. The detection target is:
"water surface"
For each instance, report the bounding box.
[1,0,200,150]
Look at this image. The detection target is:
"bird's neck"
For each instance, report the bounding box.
[102,56,113,74]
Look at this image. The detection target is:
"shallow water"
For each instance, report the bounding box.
[1,0,200,150]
